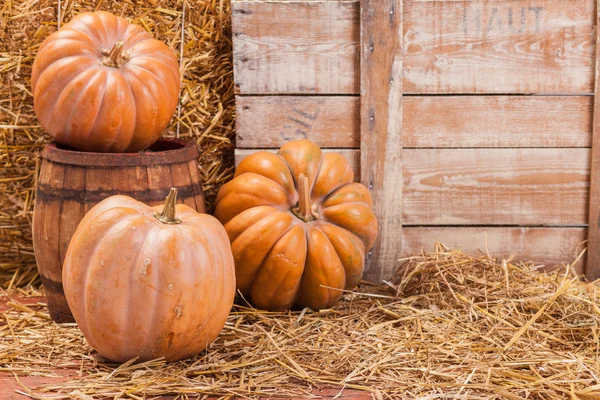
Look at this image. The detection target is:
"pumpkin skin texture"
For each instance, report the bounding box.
[63,189,235,363]
[31,11,180,153]
[214,139,378,311]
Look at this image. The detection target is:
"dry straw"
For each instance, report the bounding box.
[2,244,600,399]
[0,0,235,288]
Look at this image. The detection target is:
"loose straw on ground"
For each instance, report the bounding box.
[2,244,600,399]
[0,0,235,288]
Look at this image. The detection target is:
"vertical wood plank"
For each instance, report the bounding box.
[147,165,174,207]
[187,160,207,213]
[361,0,403,282]
[586,0,600,280]
[58,166,86,265]
[34,161,65,283]
[170,163,197,210]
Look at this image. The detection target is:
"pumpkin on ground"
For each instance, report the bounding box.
[63,189,235,363]
[32,11,180,153]
[214,139,378,311]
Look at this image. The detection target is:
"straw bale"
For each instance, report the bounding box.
[0,0,235,287]
[1,245,600,398]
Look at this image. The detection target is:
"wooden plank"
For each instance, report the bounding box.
[235,95,592,149]
[58,166,86,265]
[232,1,360,94]
[403,0,595,93]
[170,163,197,210]
[235,96,359,148]
[33,161,64,284]
[402,227,587,273]
[404,96,593,148]
[234,149,360,181]
[585,0,600,280]
[403,148,590,225]
[360,0,403,283]
[187,160,207,214]
[147,165,174,207]
[231,0,593,95]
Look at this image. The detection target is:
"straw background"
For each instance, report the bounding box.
[0,0,235,288]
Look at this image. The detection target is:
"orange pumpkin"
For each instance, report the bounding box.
[63,189,235,362]
[214,140,378,311]
[31,11,180,153]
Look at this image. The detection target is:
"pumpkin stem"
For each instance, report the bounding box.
[153,188,182,225]
[293,174,317,222]
[102,40,129,68]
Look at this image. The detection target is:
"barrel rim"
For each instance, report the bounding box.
[41,139,199,166]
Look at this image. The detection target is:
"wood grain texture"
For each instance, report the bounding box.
[231,0,593,95]
[585,0,600,280]
[234,149,360,181]
[361,0,403,282]
[235,96,360,148]
[235,95,592,149]
[147,164,175,207]
[187,160,207,213]
[33,161,64,284]
[32,161,72,322]
[404,96,593,148]
[58,166,86,265]
[402,227,587,273]
[232,1,359,94]
[403,0,595,93]
[171,163,197,210]
[403,148,590,225]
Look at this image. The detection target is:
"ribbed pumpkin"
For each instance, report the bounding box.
[63,189,235,363]
[214,140,378,311]
[31,11,180,153]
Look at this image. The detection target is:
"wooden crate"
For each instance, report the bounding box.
[231,0,600,282]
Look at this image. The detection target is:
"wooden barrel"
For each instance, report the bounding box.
[33,139,206,323]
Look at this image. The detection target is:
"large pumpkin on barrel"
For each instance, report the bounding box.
[215,139,378,311]
[31,11,180,153]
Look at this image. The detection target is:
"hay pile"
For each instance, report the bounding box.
[0,0,235,288]
[2,245,600,399]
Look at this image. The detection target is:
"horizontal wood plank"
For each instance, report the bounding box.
[403,0,595,93]
[402,227,586,272]
[232,0,594,94]
[403,148,590,225]
[232,1,360,94]
[234,149,360,180]
[405,96,593,148]
[236,96,359,148]
[235,96,592,148]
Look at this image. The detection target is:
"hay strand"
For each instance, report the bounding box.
[2,247,600,398]
[1,0,235,288]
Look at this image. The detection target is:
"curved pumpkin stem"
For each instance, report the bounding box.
[293,174,318,222]
[154,188,182,224]
[102,40,129,68]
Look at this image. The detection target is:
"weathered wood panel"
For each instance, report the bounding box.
[236,96,359,148]
[360,0,404,282]
[404,0,595,93]
[403,148,590,225]
[585,0,600,280]
[232,1,360,94]
[402,227,587,273]
[235,96,592,149]
[404,96,593,148]
[57,166,86,265]
[232,0,593,95]
[234,149,360,181]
